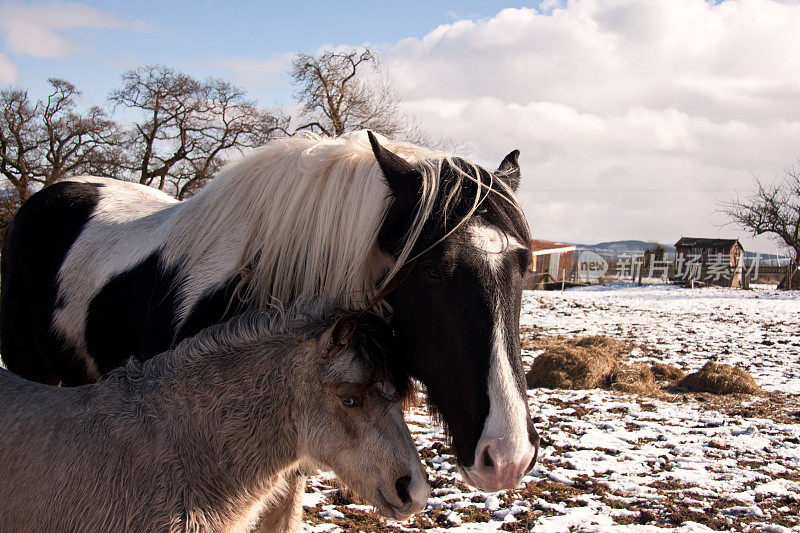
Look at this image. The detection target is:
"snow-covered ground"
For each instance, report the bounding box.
[303,284,800,532]
[521,283,800,395]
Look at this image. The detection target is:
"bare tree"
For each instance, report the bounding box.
[110,66,202,191]
[0,79,121,203]
[169,78,286,199]
[41,79,124,183]
[723,165,800,263]
[111,65,287,198]
[0,187,21,241]
[290,46,406,138]
[0,88,39,202]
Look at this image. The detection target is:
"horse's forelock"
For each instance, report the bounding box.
[386,155,529,272]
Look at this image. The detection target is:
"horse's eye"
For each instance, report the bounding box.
[422,263,442,280]
[341,396,362,408]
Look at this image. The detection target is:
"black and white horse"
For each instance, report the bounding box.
[1,130,538,492]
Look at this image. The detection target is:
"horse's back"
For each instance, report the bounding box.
[1,180,105,385]
[1,178,182,385]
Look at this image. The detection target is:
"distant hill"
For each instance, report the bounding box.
[570,239,790,263]
[574,240,676,254]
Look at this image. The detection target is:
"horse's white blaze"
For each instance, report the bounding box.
[466,225,533,488]
[480,300,530,456]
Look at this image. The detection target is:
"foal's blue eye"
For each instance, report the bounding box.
[341,397,362,408]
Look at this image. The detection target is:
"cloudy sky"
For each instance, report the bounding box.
[2,0,799,254]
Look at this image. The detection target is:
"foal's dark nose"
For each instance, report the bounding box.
[395,475,412,505]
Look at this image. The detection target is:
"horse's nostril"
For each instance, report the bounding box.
[395,475,412,506]
[482,446,494,468]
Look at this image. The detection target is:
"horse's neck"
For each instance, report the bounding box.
[161,197,248,272]
[160,158,394,310]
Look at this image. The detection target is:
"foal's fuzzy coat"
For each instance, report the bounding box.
[0,305,428,532]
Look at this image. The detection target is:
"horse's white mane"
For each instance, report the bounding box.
[165,130,519,310]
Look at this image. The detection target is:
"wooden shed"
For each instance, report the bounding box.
[778,265,800,290]
[525,240,576,290]
[673,237,745,287]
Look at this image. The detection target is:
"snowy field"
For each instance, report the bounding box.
[302,284,800,532]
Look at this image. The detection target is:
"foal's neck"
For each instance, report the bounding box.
[138,331,308,511]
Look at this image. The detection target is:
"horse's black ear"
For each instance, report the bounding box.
[368,131,422,200]
[497,150,521,191]
[324,312,359,354]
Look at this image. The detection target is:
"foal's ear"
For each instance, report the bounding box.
[496,149,521,192]
[368,131,423,202]
[321,312,359,355]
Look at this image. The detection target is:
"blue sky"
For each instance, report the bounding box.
[2,0,800,253]
[2,1,538,106]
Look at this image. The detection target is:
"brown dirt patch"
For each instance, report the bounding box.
[514,479,586,501]
[678,361,763,395]
[678,391,800,424]
[328,485,367,506]
[458,506,491,522]
[500,509,544,531]
[408,508,450,530]
[303,504,409,532]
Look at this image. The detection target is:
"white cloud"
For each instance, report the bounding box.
[0,52,17,82]
[383,0,800,252]
[0,2,147,59]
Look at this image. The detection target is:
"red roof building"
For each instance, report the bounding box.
[525,240,576,289]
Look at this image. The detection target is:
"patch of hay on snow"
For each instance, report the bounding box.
[524,335,688,395]
[651,362,686,382]
[526,336,628,390]
[678,361,762,395]
[609,362,657,395]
